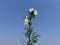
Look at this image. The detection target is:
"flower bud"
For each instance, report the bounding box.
[24,16,29,25]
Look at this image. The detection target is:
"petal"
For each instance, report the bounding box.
[24,18,29,25]
[29,8,34,13]
[34,10,38,15]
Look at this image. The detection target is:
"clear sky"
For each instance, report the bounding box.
[0,0,59,45]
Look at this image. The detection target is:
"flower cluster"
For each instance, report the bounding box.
[24,8,38,25]
[28,8,38,15]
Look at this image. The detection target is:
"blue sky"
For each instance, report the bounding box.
[0,0,59,45]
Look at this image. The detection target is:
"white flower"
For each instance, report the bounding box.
[24,16,29,25]
[34,10,38,15]
[29,8,34,13]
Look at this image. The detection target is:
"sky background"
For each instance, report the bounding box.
[0,0,60,45]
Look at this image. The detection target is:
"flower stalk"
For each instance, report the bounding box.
[24,8,39,45]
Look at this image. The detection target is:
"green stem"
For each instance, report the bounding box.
[27,15,32,45]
